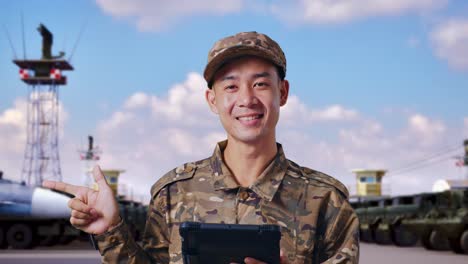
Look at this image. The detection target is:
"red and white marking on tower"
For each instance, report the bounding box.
[19,69,29,79]
[50,68,61,79]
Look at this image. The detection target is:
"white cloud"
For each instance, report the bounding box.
[102,111,134,130]
[409,114,444,133]
[335,116,460,196]
[431,18,468,71]
[124,92,150,109]
[0,96,68,154]
[150,72,209,124]
[406,113,445,145]
[96,0,244,31]
[271,0,446,25]
[96,0,447,31]
[280,95,309,125]
[310,104,359,121]
[281,97,359,126]
[0,97,69,184]
[95,73,221,198]
[0,99,27,155]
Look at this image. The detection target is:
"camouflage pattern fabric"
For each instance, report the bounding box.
[203,31,287,85]
[95,140,359,264]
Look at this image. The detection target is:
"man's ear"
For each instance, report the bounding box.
[205,88,219,114]
[279,80,289,106]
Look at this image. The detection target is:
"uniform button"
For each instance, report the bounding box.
[240,191,249,200]
[185,165,193,172]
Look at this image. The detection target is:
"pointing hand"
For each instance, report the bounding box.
[42,165,120,235]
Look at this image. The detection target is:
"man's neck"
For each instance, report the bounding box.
[223,137,278,187]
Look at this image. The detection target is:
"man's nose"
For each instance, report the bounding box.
[237,87,258,107]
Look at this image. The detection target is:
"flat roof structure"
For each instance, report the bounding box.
[13,59,73,70]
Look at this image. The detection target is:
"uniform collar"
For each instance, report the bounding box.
[210,140,289,202]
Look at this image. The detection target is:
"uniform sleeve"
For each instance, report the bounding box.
[318,191,360,264]
[95,187,171,264]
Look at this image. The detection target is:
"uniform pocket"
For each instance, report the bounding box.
[295,225,316,264]
[260,200,316,264]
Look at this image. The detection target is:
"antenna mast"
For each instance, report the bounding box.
[21,11,27,59]
[12,24,73,186]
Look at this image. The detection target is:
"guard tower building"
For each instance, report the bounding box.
[93,170,125,196]
[13,24,73,186]
[352,169,387,197]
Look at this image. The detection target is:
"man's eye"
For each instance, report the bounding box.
[254,82,269,88]
[225,85,236,90]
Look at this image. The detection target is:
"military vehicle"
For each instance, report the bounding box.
[352,188,468,254]
[0,170,79,249]
[0,169,148,249]
[403,189,468,253]
[118,199,147,242]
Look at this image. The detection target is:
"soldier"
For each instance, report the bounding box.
[43,31,359,264]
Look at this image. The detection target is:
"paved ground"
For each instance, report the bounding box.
[360,242,467,264]
[0,250,100,264]
[0,241,467,263]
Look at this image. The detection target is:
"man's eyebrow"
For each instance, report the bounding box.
[252,72,271,79]
[220,75,238,81]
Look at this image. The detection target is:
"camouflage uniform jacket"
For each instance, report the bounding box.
[95,141,359,264]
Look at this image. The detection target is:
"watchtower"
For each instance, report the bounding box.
[78,136,101,188]
[12,24,73,186]
[93,170,125,196]
[352,169,387,197]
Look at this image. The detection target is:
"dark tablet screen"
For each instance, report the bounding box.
[179,221,281,264]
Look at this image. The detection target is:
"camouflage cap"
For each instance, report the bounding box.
[204,31,286,88]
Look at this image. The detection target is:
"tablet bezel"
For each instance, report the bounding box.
[179,221,281,264]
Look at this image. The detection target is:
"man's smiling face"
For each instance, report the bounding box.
[206,56,289,145]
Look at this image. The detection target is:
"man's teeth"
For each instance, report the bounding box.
[238,115,262,121]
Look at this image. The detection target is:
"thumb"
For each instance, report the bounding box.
[280,249,289,264]
[93,165,110,190]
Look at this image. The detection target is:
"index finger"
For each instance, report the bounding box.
[93,165,109,189]
[42,180,81,196]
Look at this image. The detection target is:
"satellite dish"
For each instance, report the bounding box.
[432,179,450,192]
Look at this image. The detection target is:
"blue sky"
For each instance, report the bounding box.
[1,0,468,199]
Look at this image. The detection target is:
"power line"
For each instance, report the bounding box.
[387,143,461,175]
[21,10,27,59]
[2,24,18,59]
[68,18,88,62]
[387,155,453,177]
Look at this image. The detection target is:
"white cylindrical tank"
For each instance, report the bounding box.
[31,188,71,218]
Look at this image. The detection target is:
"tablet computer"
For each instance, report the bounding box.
[179,221,281,264]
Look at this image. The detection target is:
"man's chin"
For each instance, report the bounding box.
[230,133,265,144]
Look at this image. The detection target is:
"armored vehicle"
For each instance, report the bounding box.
[352,188,468,254]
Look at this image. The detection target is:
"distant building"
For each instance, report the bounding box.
[351,169,387,197]
[432,179,468,192]
[93,169,125,196]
